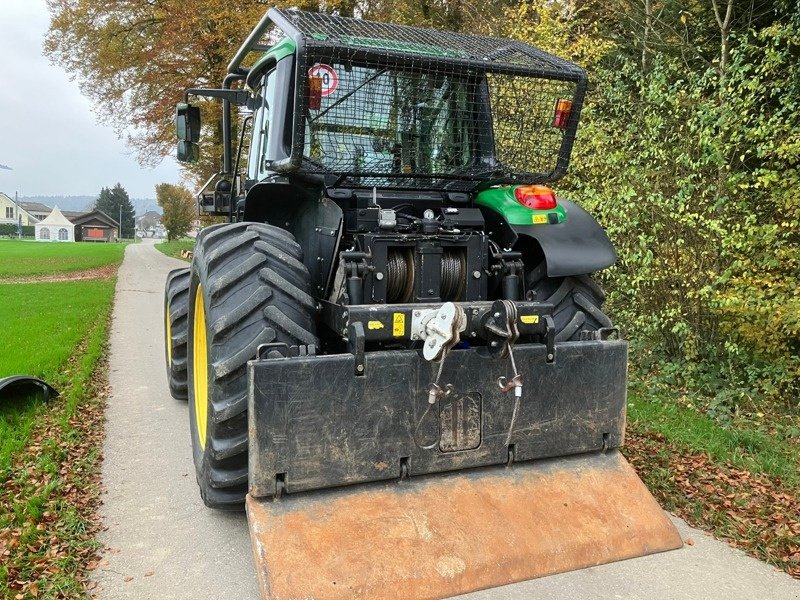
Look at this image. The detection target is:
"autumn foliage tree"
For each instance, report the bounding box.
[156,183,195,241]
[45,0,311,182]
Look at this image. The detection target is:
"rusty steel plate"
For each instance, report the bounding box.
[438,392,482,452]
[247,451,682,600]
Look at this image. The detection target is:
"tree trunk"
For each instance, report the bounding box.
[711,0,734,205]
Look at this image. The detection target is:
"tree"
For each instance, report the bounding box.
[95,183,135,238]
[156,183,195,241]
[44,0,315,184]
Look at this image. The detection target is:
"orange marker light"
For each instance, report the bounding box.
[308,75,323,110]
[514,185,557,210]
[552,99,573,129]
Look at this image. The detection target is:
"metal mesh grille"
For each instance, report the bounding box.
[273,9,586,189]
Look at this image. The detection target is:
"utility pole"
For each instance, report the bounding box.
[15,191,21,239]
[119,205,122,240]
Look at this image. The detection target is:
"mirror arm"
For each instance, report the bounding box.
[222,73,246,176]
[183,88,250,106]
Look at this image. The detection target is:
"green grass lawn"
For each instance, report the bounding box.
[0,280,116,472]
[0,239,126,279]
[154,238,195,261]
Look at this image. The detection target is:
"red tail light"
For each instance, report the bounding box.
[514,185,557,210]
[552,99,573,129]
[308,75,322,110]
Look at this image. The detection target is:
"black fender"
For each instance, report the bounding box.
[509,199,616,277]
[243,179,343,297]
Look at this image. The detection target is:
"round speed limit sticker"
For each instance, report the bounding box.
[308,64,339,97]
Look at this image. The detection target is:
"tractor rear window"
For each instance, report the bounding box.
[303,64,480,186]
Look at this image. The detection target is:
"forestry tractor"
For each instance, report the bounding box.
[163,8,681,599]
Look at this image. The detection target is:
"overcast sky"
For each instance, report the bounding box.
[0,0,182,199]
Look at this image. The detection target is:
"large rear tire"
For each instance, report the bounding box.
[164,268,190,400]
[526,263,613,341]
[187,222,318,509]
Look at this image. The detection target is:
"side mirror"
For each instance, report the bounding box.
[177,141,199,163]
[176,103,200,142]
[176,103,200,163]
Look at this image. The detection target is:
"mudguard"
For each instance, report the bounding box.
[512,199,617,277]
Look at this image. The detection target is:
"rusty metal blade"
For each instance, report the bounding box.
[247,451,682,600]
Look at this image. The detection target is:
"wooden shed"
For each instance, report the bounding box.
[72,210,119,242]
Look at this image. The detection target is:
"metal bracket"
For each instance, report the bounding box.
[348,321,366,375]
[481,299,519,357]
[411,302,466,362]
[544,315,555,363]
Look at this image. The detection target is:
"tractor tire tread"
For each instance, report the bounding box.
[164,268,190,400]
[188,223,318,510]
[526,264,612,341]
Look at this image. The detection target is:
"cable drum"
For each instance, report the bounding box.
[386,247,415,303]
[440,249,466,301]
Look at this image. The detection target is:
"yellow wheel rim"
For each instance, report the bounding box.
[193,284,208,449]
[165,300,172,366]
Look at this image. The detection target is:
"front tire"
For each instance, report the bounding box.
[187,223,318,509]
[526,262,613,341]
[164,268,190,400]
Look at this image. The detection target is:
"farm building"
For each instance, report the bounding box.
[35,206,75,242]
[72,210,119,242]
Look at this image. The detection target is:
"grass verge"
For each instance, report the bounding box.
[0,242,123,597]
[0,317,110,598]
[0,241,126,279]
[624,391,800,578]
[154,238,194,261]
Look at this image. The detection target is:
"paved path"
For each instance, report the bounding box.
[96,240,799,599]
[95,240,257,599]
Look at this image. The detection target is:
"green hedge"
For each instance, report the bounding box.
[0,224,34,237]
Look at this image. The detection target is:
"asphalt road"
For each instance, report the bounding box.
[95,240,799,599]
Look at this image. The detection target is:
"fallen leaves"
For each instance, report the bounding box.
[0,329,111,598]
[624,426,800,579]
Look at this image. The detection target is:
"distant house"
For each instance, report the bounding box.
[0,193,40,226]
[136,210,163,237]
[72,210,119,242]
[35,206,75,242]
[19,201,53,222]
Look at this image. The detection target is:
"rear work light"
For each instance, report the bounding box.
[552,98,573,129]
[514,185,557,210]
[308,75,323,110]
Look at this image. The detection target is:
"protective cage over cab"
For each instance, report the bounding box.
[237,8,587,190]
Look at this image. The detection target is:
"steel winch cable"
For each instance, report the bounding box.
[440,249,466,301]
[386,247,414,302]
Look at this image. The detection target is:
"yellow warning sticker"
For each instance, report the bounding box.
[531,214,548,224]
[520,315,540,324]
[368,320,384,330]
[392,313,405,337]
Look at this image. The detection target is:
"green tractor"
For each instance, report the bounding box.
[164,8,680,598]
